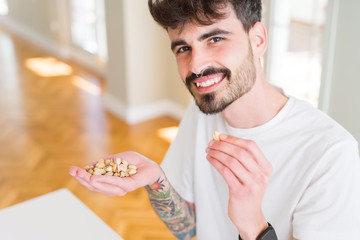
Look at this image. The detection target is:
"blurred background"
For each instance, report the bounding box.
[0,0,359,239]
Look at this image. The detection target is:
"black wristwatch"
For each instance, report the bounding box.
[238,222,277,240]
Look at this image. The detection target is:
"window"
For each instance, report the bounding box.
[0,0,8,16]
[69,0,107,62]
[264,0,328,107]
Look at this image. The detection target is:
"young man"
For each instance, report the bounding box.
[69,0,360,239]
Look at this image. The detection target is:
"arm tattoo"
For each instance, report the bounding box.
[145,177,196,240]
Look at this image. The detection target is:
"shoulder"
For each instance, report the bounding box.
[288,98,357,144]
[278,97,359,169]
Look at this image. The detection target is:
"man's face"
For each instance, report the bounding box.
[168,6,256,114]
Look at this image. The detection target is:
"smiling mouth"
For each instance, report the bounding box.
[195,76,223,88]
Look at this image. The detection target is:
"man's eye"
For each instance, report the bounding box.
[209,37,223,43]
[176,46,190,54]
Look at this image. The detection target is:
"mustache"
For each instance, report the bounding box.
[185,67,231,86]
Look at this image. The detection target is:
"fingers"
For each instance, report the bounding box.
[90,174,137,193]
[69,166,80,177]
[220,135,272,171]
[69,167,129,196]
[208,140,259,174]
[209,134,272,173]
[69,162,146,197]
[206,134,272,187]
[206,154,245,189]
[69,166,97,192]
[68,151,159,197]
[89,178,127,197]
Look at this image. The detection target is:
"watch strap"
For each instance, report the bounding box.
[238,222,277,240]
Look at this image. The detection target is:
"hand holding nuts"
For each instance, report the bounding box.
[84,157,137,177]
[213,131,221,141]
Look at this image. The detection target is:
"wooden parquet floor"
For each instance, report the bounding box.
[0,26,181,239]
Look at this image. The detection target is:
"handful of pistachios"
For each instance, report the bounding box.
[85,157,137,177]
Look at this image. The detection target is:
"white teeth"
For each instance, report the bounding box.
[195,77,222,88]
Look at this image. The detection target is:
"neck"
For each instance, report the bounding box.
[221,72,288,129]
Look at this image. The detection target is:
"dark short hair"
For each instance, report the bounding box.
[148,0,262,33]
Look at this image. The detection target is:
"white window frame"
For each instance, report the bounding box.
[318,0,339,113]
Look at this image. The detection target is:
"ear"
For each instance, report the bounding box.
[249,22,267,58]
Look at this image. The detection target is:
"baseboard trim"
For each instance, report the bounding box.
[103,93,186,124]
[0,16,106,76]
[0,16,66,56]
[0,16,187,124]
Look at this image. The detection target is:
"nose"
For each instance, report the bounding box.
[189,47,211,76]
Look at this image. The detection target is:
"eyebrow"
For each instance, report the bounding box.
[170,29,232,51]
[198,29,231,41]
[171,40,187,52]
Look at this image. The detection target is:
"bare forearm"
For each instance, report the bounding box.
[145,175,196,240]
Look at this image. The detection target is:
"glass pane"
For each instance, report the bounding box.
[69,0,107,61]
[0,0,8,16]
[70,0,97,54]
[265,0,328,107]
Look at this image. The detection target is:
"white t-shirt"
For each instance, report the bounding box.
[161,97,360,240]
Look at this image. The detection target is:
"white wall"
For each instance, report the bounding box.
[6,0,358,133]
[6,0,52,37]
[103,0,190,124]
[0,0,107,76]
[104,0,127,105]
[0,0,57,54]
[0,0,190,124]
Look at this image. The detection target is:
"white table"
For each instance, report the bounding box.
[0,188,124,240]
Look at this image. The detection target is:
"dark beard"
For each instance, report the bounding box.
[184,49,256,114]
[196,92,234,114]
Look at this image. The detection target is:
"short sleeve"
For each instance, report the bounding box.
[160,101,198,203]
[293,140,360,239]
